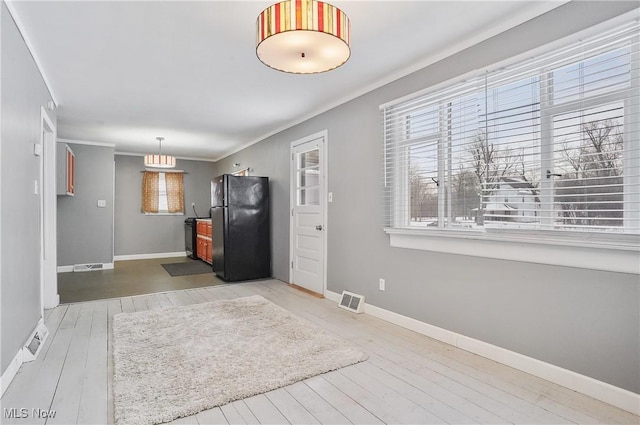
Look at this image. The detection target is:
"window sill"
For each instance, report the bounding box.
[143,212,185,216]
[384,228,640,274]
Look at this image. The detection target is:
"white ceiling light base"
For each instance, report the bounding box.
[257,30,350,74]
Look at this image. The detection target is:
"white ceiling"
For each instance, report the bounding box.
[8,1,565,161]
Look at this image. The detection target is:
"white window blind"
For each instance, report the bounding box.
[382,21,640,242]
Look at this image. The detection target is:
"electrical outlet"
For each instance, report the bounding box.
[192,202,195,208]
[379,278,385,291]
[97,200,106,208]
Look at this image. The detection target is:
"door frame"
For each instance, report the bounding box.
[40,106,59,311]
[289,130,329,296]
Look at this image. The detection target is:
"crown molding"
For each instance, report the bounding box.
[57,138,115,148]
[115,151,216,163]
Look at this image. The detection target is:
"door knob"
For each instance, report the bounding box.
[316,225,323,231]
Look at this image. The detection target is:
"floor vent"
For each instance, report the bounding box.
[338,291,365,313]
[22,322,49,362]
[73,263,103,272]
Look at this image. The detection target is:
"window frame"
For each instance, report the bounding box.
[381,14,640,273]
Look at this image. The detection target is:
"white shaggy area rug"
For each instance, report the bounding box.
[112,295,367,425]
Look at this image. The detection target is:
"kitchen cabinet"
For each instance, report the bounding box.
[196,219,212,264]
[56,143,75,196]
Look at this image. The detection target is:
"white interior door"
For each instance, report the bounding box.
[290,133,326,295]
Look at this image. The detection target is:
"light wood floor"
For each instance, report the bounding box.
[2,280,638,425]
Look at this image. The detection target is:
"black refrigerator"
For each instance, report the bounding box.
[211,174,271,281]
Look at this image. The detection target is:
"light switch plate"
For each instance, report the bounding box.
[328,192,333,203]
[97,200,106,208]
[34,144,42,156]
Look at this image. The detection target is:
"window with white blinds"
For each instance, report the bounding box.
[382,21,639,243]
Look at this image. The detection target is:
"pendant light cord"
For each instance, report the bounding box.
[157,137,164,156]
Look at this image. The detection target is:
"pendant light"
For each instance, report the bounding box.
[256,0,351,74]
[144,137,176,168]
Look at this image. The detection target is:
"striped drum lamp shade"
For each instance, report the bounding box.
[144,137,176,168]
[256,0,350,74]
[143,154,175,168]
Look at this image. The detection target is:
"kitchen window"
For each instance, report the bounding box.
[381,19,639,272]
[142,171,185,214]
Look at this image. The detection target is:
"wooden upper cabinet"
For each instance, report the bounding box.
[57,143,75,196]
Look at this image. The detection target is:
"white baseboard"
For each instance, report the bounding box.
[324,290,341,303]
[113,251,186,261]
[57,262,114,273]
[44,294,60,310]
[325,289,640,415]
[0,318,46,397]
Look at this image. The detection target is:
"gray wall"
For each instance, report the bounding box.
[1,2,56,373]
[57,143,114,266]
[114,155,216,256]
[215,1,640,394]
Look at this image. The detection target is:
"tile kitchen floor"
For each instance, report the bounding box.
[58,257,226,303]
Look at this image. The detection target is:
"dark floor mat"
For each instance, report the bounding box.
[162,260,213,276]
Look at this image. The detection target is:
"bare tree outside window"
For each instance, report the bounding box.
[451,169,479,220]
[555,114,624,228]
[467,130,537,223]
[409,164,438,224]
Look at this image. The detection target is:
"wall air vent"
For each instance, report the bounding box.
[73,263,103,272]
[22,322,49,362]
[338,291,365,314]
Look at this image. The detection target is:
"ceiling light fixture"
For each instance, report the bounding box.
[256,0,350,74]
[144,137,176,168]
